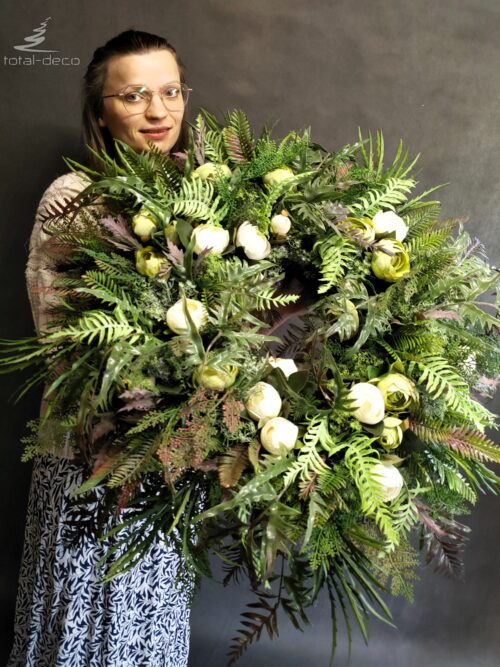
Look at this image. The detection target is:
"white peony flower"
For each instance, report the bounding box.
[348,382,385,424]
[235,221,271,260]
[371,461,404,502]
[260,417,298,456]
[268,356,298,378]
[192,224,230,255]
[372,210,408,242]
[270,212,291,237]
[166,298,207,334]
[245,381,282,425]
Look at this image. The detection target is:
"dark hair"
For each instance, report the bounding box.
[82,29,189,171]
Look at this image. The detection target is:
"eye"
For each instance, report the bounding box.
[123,91,146,103]
[162,86,181,99]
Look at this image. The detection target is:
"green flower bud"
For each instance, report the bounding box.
[135,246,164,277]
[372,239,410,282]
[376,373,418,412]
[132,209,157,241]
[192,162,232,180]
[379,416,404,449]
[164,220,180,245]
[195,364,238,391]
[263,166,294,187]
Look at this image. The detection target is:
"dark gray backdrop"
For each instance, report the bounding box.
[1,1,499,666]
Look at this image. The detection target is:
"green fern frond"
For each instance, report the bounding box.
[283,416,331,489]
[406,354,468,410]
[315,235,359,294]
[348,177,414,217]
[404,202,441,239]
[422,451,477,503]
[107,439,158,487]
[45,307,148,346]
[343,434,399,543]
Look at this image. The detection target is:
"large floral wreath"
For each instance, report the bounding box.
[2,109,499,664]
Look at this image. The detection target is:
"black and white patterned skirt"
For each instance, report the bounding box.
[7,454,193,667]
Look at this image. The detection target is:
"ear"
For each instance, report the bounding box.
[98,116,106,128]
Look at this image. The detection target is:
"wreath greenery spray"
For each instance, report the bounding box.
[2,109,499,664]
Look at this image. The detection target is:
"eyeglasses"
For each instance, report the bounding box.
[101,82,192,115]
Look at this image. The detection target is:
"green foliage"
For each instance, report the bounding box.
[2,111,499,665]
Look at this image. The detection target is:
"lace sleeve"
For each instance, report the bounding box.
[25,172,91,336]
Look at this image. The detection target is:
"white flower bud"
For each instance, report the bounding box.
[235,221,271,260]
[245,381,282,425]
[371,461,404,502]
[166,298,207,334]
[192,224,230,255]
[372,210,408,242]
[260,417,298,456]
[268,356,298,378]
[348,382,385,424]
[270,213,291,236]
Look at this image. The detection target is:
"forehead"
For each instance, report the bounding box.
[104,50,180,89]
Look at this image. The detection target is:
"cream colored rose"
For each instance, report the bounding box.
[342,217,376,243]
[260,417,298,456]
[348,382,385,424]
[166,298,207,334]
[270,212,291,237]
[135,247,164,277]
[195,364,238,391]
[268,356,298,378]
[132,209,157,241]
[263,166,294,187]
[371,461,404,502]
[235,221,271,260]
[192,162,232,180]
[192,224,230,255]
[245,381,282,425]
[372,210,408,242]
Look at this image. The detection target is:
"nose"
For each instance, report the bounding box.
[145,91,170,119]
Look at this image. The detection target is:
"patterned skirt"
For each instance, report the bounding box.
[7,454,193,667]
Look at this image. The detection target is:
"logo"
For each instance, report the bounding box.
[14,16,58,52]
[4,17,80,66]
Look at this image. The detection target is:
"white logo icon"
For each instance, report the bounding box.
[14,17,58,53]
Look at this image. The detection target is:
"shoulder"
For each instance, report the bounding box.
[36,171,92,219]
[38,171,92,205]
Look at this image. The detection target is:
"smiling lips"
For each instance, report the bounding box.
[140,127,171,139]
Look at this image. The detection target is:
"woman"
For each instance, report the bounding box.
[8,30,195,667]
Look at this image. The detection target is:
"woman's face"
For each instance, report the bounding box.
[98,49,184,154]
